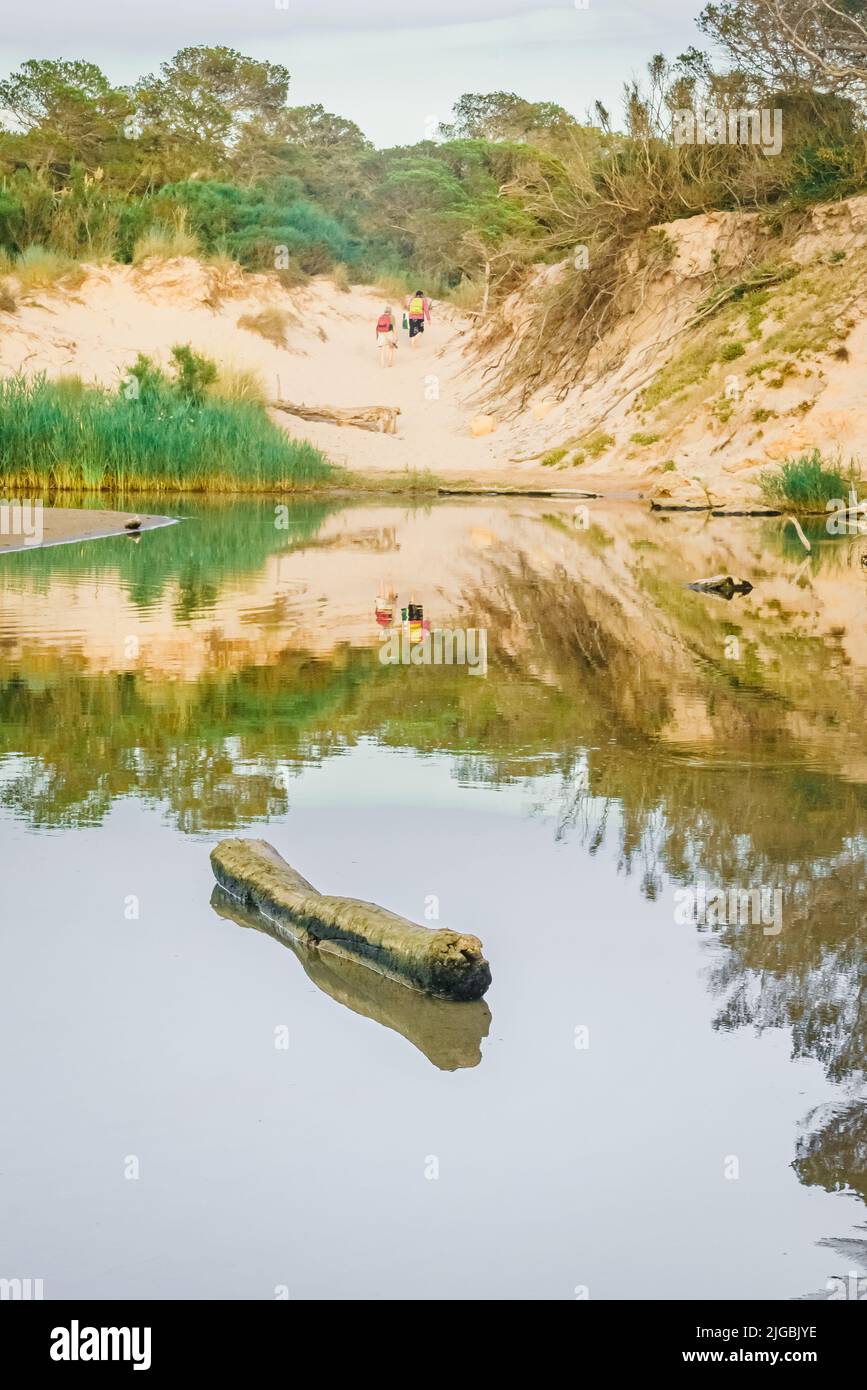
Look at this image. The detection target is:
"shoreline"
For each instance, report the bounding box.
[0,507,177,554]
[0,490,832,556]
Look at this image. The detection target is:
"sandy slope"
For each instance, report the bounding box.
[0,259,599,493]
[5,197,867,506]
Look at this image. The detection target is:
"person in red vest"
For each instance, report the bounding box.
[375,306,398,367]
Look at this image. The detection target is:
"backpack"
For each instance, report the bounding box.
[409,296,424,316]
[376,313,393,333]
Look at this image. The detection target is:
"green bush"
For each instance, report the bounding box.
[157,179,360,272]
[719,341,746,362]
[759,450,855,510]
[0,370,332,493]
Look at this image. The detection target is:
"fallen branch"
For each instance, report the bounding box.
[270,399,400,434]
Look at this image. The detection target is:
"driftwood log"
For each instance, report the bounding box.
[687,574,754,599]
[210,839,491,1001]
[210,884,491,1069]
[270,400,400,434]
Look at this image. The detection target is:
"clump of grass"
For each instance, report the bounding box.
[642,338,719,409]
[276,260,308,290]
[719,341,746,362]
[0,369,331,493]
[660,459,676,471]
[208,364,268,407]
[204,252,244,307]
[331,262,351,293]
[629,430,661,445]
[759,450,855,511]
[0,282,16,313]
[751,407,777,423]
[541,447,569,467]
[449,277,484,313]
[132,224,200,264]
[580,431,615,458]
[237,306,294,348]
[12,246,85,293]
[374,272,413,301]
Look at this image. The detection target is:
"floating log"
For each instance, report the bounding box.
[210,885,491,1070]
[210,838,492,1002]
[270,400,400,434]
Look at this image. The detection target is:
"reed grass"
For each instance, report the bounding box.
[132,224,200,264]
[759,451,858,511]
[10,246,86,293]
[0,373,332,493]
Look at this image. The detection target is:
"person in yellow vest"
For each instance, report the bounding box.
[404,289,431,346]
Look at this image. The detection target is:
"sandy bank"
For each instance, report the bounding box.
[0,506,175,553]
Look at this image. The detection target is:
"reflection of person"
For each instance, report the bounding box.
[404,597,426,643]
[375,307,398,368]
[404,290,431,346]
[375,583,397,627]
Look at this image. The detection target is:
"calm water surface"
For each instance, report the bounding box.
[0,495,864,1299]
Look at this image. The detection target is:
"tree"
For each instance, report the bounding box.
[0,59,130,166]
[699,0,867,96]
[132,47,292,176]
[439,92,584,147]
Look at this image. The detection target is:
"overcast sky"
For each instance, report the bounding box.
[1,1,707,146]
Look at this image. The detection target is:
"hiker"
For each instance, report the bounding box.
[404,289,431,345]
[376,306,398,367]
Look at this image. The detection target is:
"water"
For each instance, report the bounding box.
[0,495,864,1300]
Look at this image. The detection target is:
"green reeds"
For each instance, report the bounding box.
[0,373,332,493]
[759,450,858,511]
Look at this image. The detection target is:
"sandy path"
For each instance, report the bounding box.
[0,261,607,494]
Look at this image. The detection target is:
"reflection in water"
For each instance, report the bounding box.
[0,493,864,1295]
[210,885,491,1071]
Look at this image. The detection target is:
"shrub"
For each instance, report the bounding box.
[169,344,218,404]
[158,178,359,272]
[759,450,855,510]
[719,341,746,362]
[541,447,568,467]
[629,430,661,445]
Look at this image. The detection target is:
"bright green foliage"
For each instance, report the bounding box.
[0,370,331,492]
[759,451,855,510]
